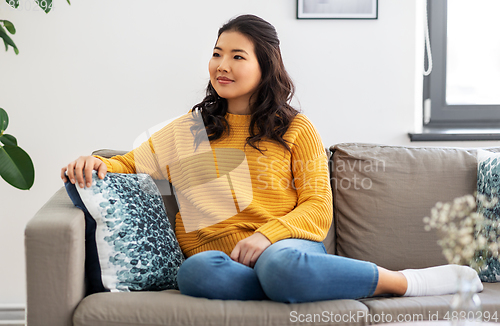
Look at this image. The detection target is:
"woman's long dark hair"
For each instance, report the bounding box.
[192,14,299,154]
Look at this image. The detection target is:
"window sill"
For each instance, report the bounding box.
[408,127,500,141]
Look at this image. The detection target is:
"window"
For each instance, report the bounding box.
[411,0,500,141]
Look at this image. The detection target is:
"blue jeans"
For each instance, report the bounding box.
[177,239,379,303]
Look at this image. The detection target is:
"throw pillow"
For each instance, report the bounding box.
[65,171,184,293]
[476,149,500,282]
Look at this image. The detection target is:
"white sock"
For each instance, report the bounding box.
[400,265,483,297]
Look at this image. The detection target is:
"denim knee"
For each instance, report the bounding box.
[177,251,228,298]
[177,250,267,300]
[255,247,308,303]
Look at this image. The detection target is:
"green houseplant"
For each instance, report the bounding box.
[1,0,71,55]
[0,0,70,189]
[0,18,17,54]
[0,108,34,190]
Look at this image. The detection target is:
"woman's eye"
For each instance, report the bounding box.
[212,53,220,57]
[234,55,244,60]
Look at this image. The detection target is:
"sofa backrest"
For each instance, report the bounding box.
[95,144,499,271]
[328,143,500,271]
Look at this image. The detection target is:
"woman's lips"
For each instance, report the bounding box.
[217,76,234,85]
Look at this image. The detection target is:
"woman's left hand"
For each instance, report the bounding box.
[230,232,272,268]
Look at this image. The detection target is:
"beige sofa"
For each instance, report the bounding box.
[25,143,500,326]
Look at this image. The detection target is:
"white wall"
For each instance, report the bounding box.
[0,0,498,305]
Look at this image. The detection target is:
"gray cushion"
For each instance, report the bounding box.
[92,149,129,159]
[360,283,500,322]
[73,290,369,326]
[330,143,480,271]
[323,148,336,254]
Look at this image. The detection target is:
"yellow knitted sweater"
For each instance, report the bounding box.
[96,112,332,257]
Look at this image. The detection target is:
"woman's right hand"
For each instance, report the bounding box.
[61,156,108,188]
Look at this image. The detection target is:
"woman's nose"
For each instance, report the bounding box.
[217,65,228,72]
[217,60,229,73]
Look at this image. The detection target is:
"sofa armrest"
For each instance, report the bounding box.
[25,186,86,326]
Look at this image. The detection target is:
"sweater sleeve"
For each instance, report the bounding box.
[94,137,166,180]
[256,115,332,243]
[94,111,204,181]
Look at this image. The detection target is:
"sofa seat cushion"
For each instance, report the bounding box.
[360,295,453,323]
[330,143,479,271]
[478,282,500,314]
[73,290,370,326]
[360,282,500,322]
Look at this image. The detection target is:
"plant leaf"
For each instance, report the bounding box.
[67,0,70,4]
[0,145,35,190]
[36,0,52,13]
[0,25,18,53]
[0,108,8,133]
[3,20,16,35]
[5,0,20,9]
[0,134,17,146]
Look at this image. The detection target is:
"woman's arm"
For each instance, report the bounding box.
[61,156,109,188]
[230,115,332,267]
[230,232,271,268]
[256,115,333,244]
[61,137,164,187]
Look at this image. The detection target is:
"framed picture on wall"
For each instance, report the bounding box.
[297,0,378,19]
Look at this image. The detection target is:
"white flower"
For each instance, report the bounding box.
[489,243,499,256]
[477,236,487,247]
[462,247,475,261]
[423,193,500,270]
[459,235,473,246]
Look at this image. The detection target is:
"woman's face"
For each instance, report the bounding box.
[209,31,262,110]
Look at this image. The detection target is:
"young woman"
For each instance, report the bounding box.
[61,14,482,303]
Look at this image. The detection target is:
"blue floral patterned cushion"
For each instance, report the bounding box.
[476,149,500,282]
[65,171,184,292]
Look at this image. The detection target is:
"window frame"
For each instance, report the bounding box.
[424,0,500,128]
